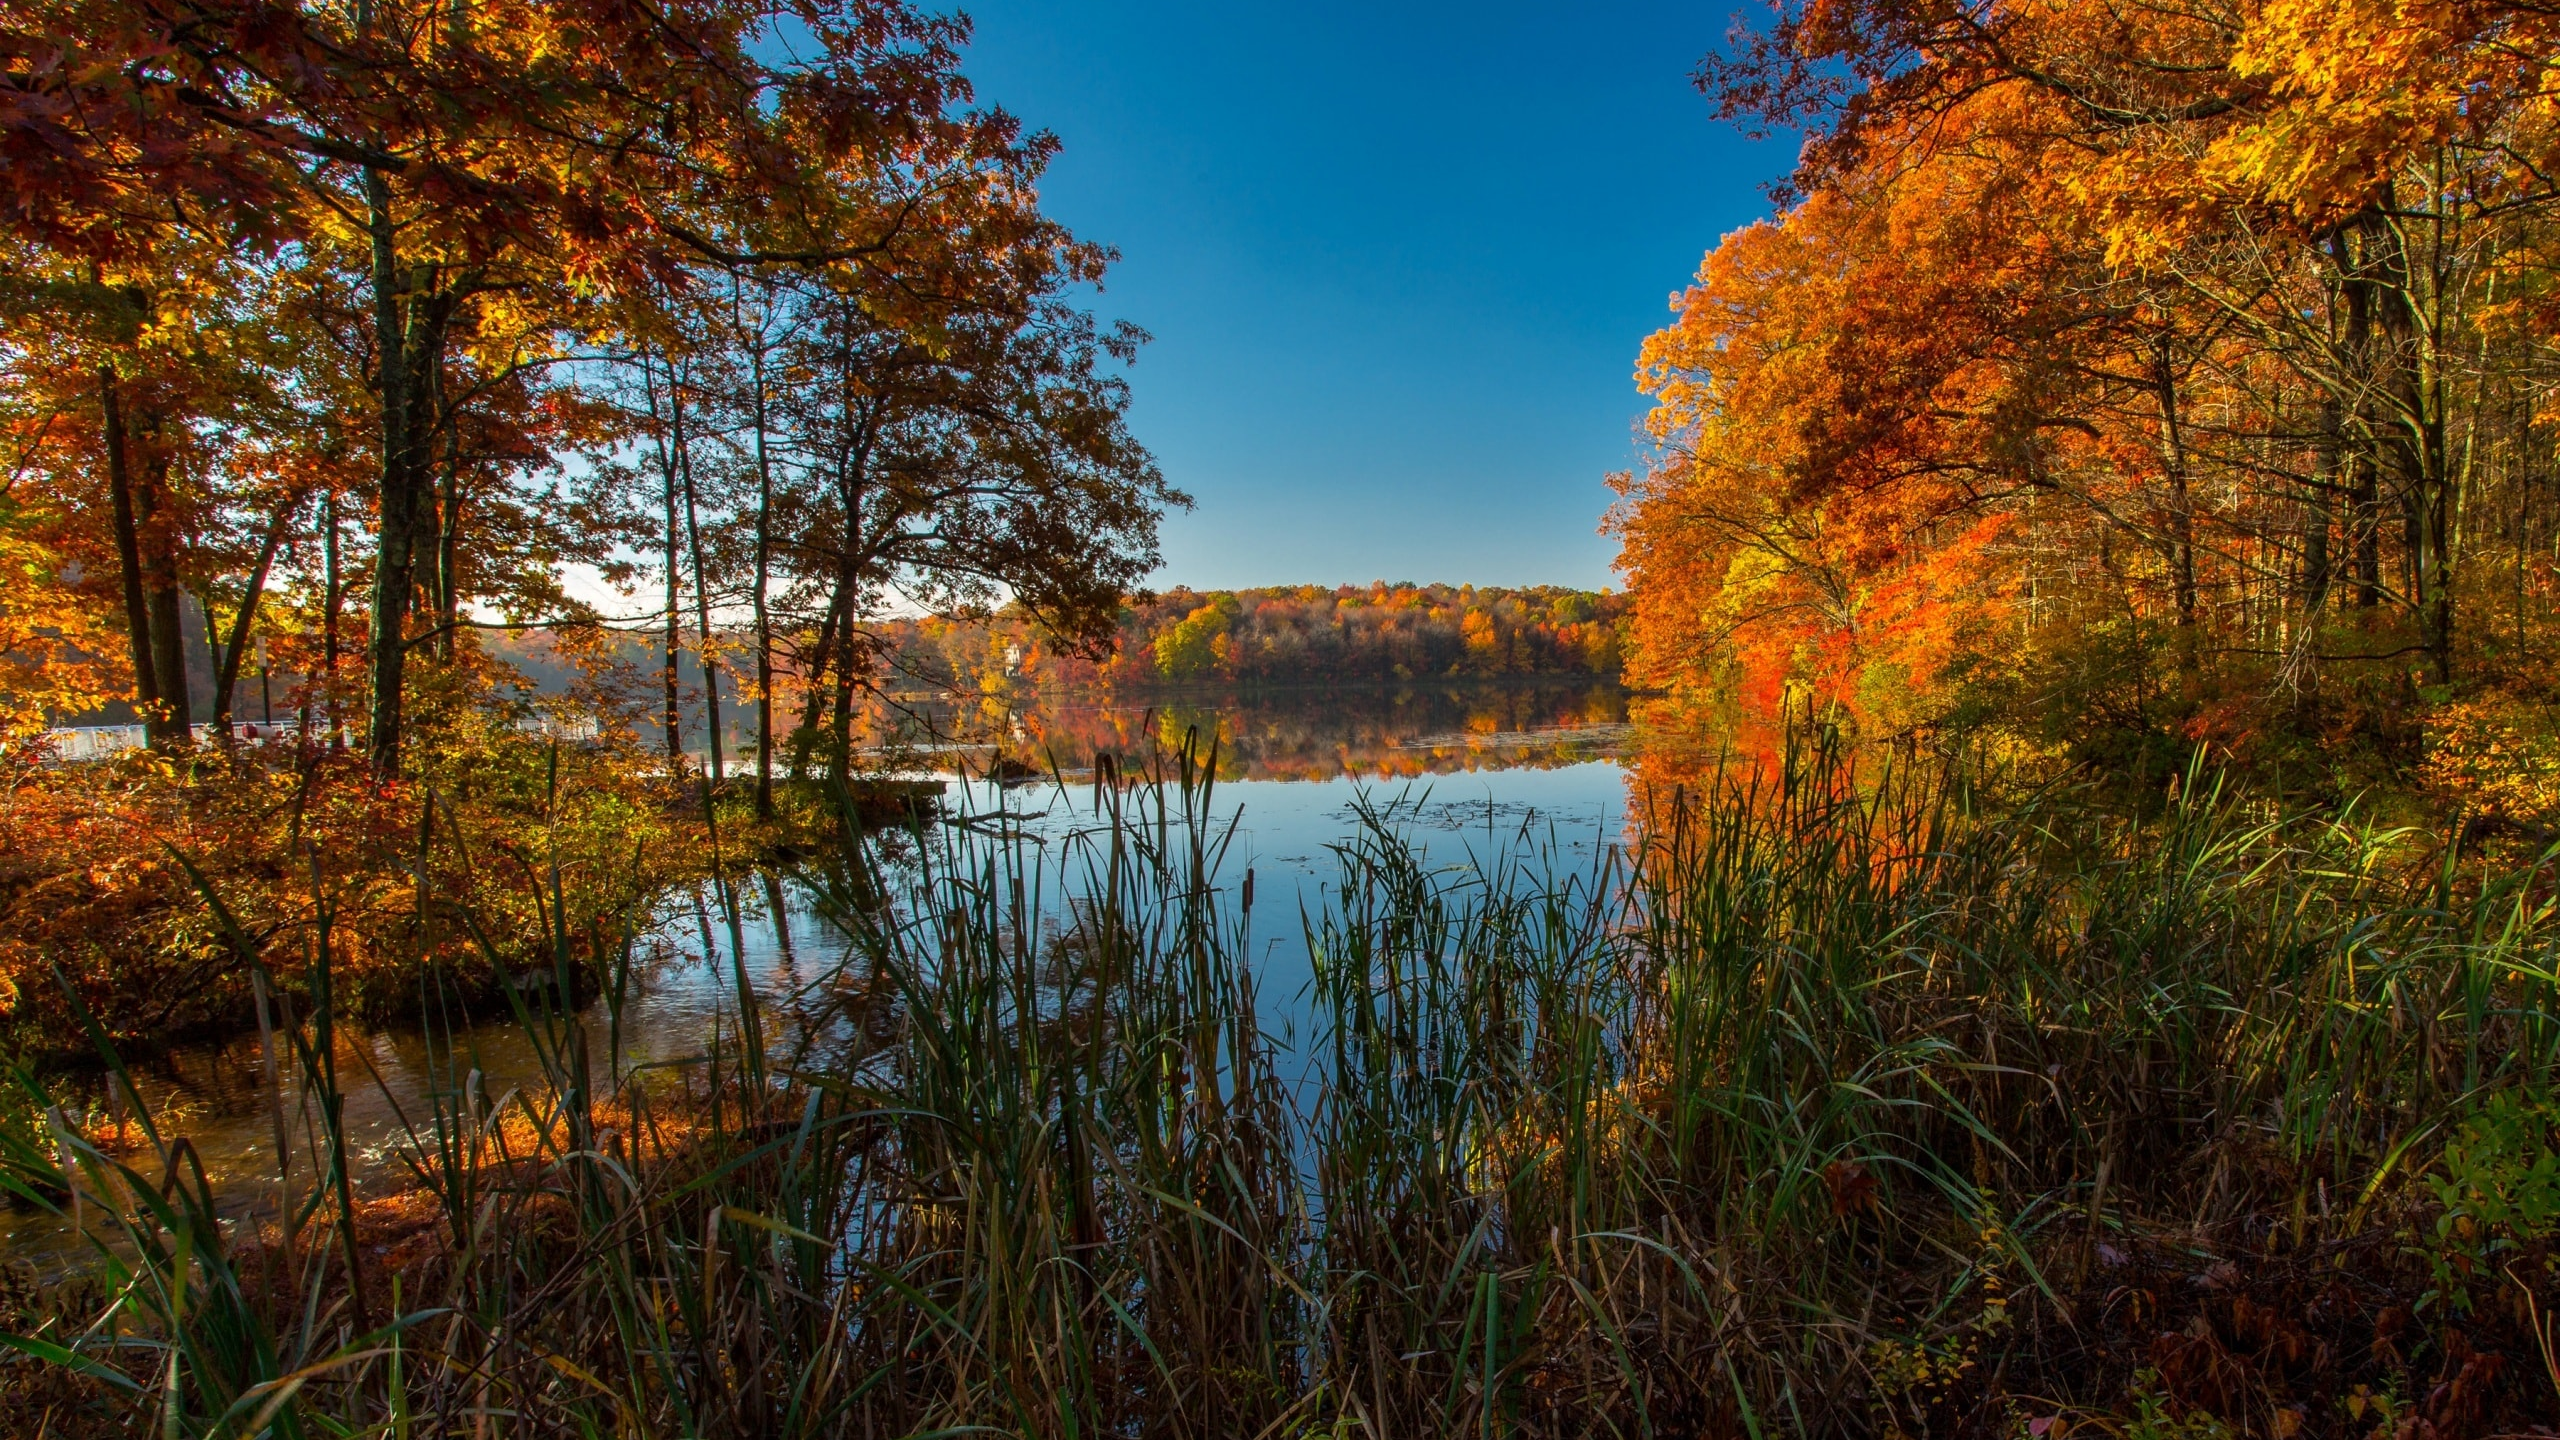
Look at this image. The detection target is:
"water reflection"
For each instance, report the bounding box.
[871,679,1630,781]
[4,680,1634,1269]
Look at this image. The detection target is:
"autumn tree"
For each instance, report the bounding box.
[0,232,334,748]
[885,584,1627,693]
[1623,0,2560,776]
[4,0,1172,776]
[736,253,1178,773]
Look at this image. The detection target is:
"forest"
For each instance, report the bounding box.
[3,0,2560,1436]
[884,581,1626,692]
[0,0,1175,1052]
[0,0,1172,781]
[1611,0,2560,821]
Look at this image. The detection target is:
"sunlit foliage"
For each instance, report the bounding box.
[889,582,1628,693]
[1619,0,2560,801]
[0,0,1171,783]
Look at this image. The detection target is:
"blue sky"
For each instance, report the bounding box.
[953,1,1794,592]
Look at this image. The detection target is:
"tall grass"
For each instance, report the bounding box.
[5,732,2558,1437]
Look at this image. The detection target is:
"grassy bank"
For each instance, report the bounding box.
[5,736,2558,1437]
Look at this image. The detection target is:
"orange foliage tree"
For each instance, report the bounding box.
[2,0,1128,774]
[1622,0,2560,789]
[0,2,1178,1046]
[884,583,1627,695]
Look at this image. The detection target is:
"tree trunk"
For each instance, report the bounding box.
[322,489,341,746]
[820,420,875,776]
[747,298,777,819]
[789,580,851,780]
[363,162,429,777]
[2364,201,2453,682]
[649,354,683,767]
[2151,334,2199,675]
[98,365,165,744]
[2333,225,2386,610]
[136,434,192,741]
[829,629,856,769]
[2418,454,2454,684]
[2304,394,2338,617]
[210,496,298,740]
[678,365,725,788]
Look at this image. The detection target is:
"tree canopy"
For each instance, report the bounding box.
[1617,0,2560,791]
[1,0,1178,778]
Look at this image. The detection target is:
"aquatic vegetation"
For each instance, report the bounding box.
[4,734,2556,1436]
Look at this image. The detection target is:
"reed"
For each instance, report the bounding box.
[5,731,2557,1437]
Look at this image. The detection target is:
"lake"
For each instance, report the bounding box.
[3,679,1634,1267]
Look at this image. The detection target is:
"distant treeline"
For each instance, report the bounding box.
[885,583,1626,692]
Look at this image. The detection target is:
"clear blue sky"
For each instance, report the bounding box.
[953,0,1793,593]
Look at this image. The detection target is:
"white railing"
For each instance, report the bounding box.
[40,720,314,761]
[44,724,150,761]
[39,713,601,762]
[516,715,601,742]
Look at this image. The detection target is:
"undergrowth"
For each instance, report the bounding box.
[3,732,2557,1437]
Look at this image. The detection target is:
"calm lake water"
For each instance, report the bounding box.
[5,680,1633,1267]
